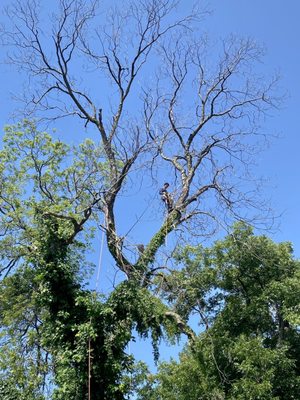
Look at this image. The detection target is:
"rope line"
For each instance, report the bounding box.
[88,219,106,399]
[88,336,92,400]
[96,224,105,292]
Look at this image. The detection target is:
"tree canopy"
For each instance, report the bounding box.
[136,224,300,399]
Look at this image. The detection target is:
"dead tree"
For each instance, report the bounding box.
[2,0,279,282]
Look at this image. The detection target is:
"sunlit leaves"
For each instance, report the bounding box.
[139,224,300,399]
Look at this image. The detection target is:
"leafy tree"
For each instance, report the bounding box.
[0,122,188,399]
[0,267,48,400]
[139,224,300,399]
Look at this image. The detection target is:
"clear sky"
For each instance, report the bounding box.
[1,0,300,381]
[206,1,300,256]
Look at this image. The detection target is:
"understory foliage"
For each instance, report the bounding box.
[136,224,300,399]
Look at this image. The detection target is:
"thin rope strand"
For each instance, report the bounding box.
[88,219,106,399]
[95,222,105,292]
[88,335,91,400]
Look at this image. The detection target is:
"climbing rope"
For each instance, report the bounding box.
[88,336,92,400]
[88,219,106,399]
[96,224,106,292]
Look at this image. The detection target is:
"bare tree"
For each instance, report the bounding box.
[1,0,279,283]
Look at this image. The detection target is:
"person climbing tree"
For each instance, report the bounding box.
[159,183,173,212]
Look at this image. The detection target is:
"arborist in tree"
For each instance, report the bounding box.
[159,182,173,213]
[137,244,145,254]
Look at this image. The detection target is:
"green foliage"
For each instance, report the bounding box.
[0,266,49,399]
[0,122,177,399]
[1,122,299,399]
[139,224,300,399]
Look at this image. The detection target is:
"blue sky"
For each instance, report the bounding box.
[208,1,300,254]
[1,0,300,382]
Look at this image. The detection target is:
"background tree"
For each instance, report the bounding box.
[137,224,300,399]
